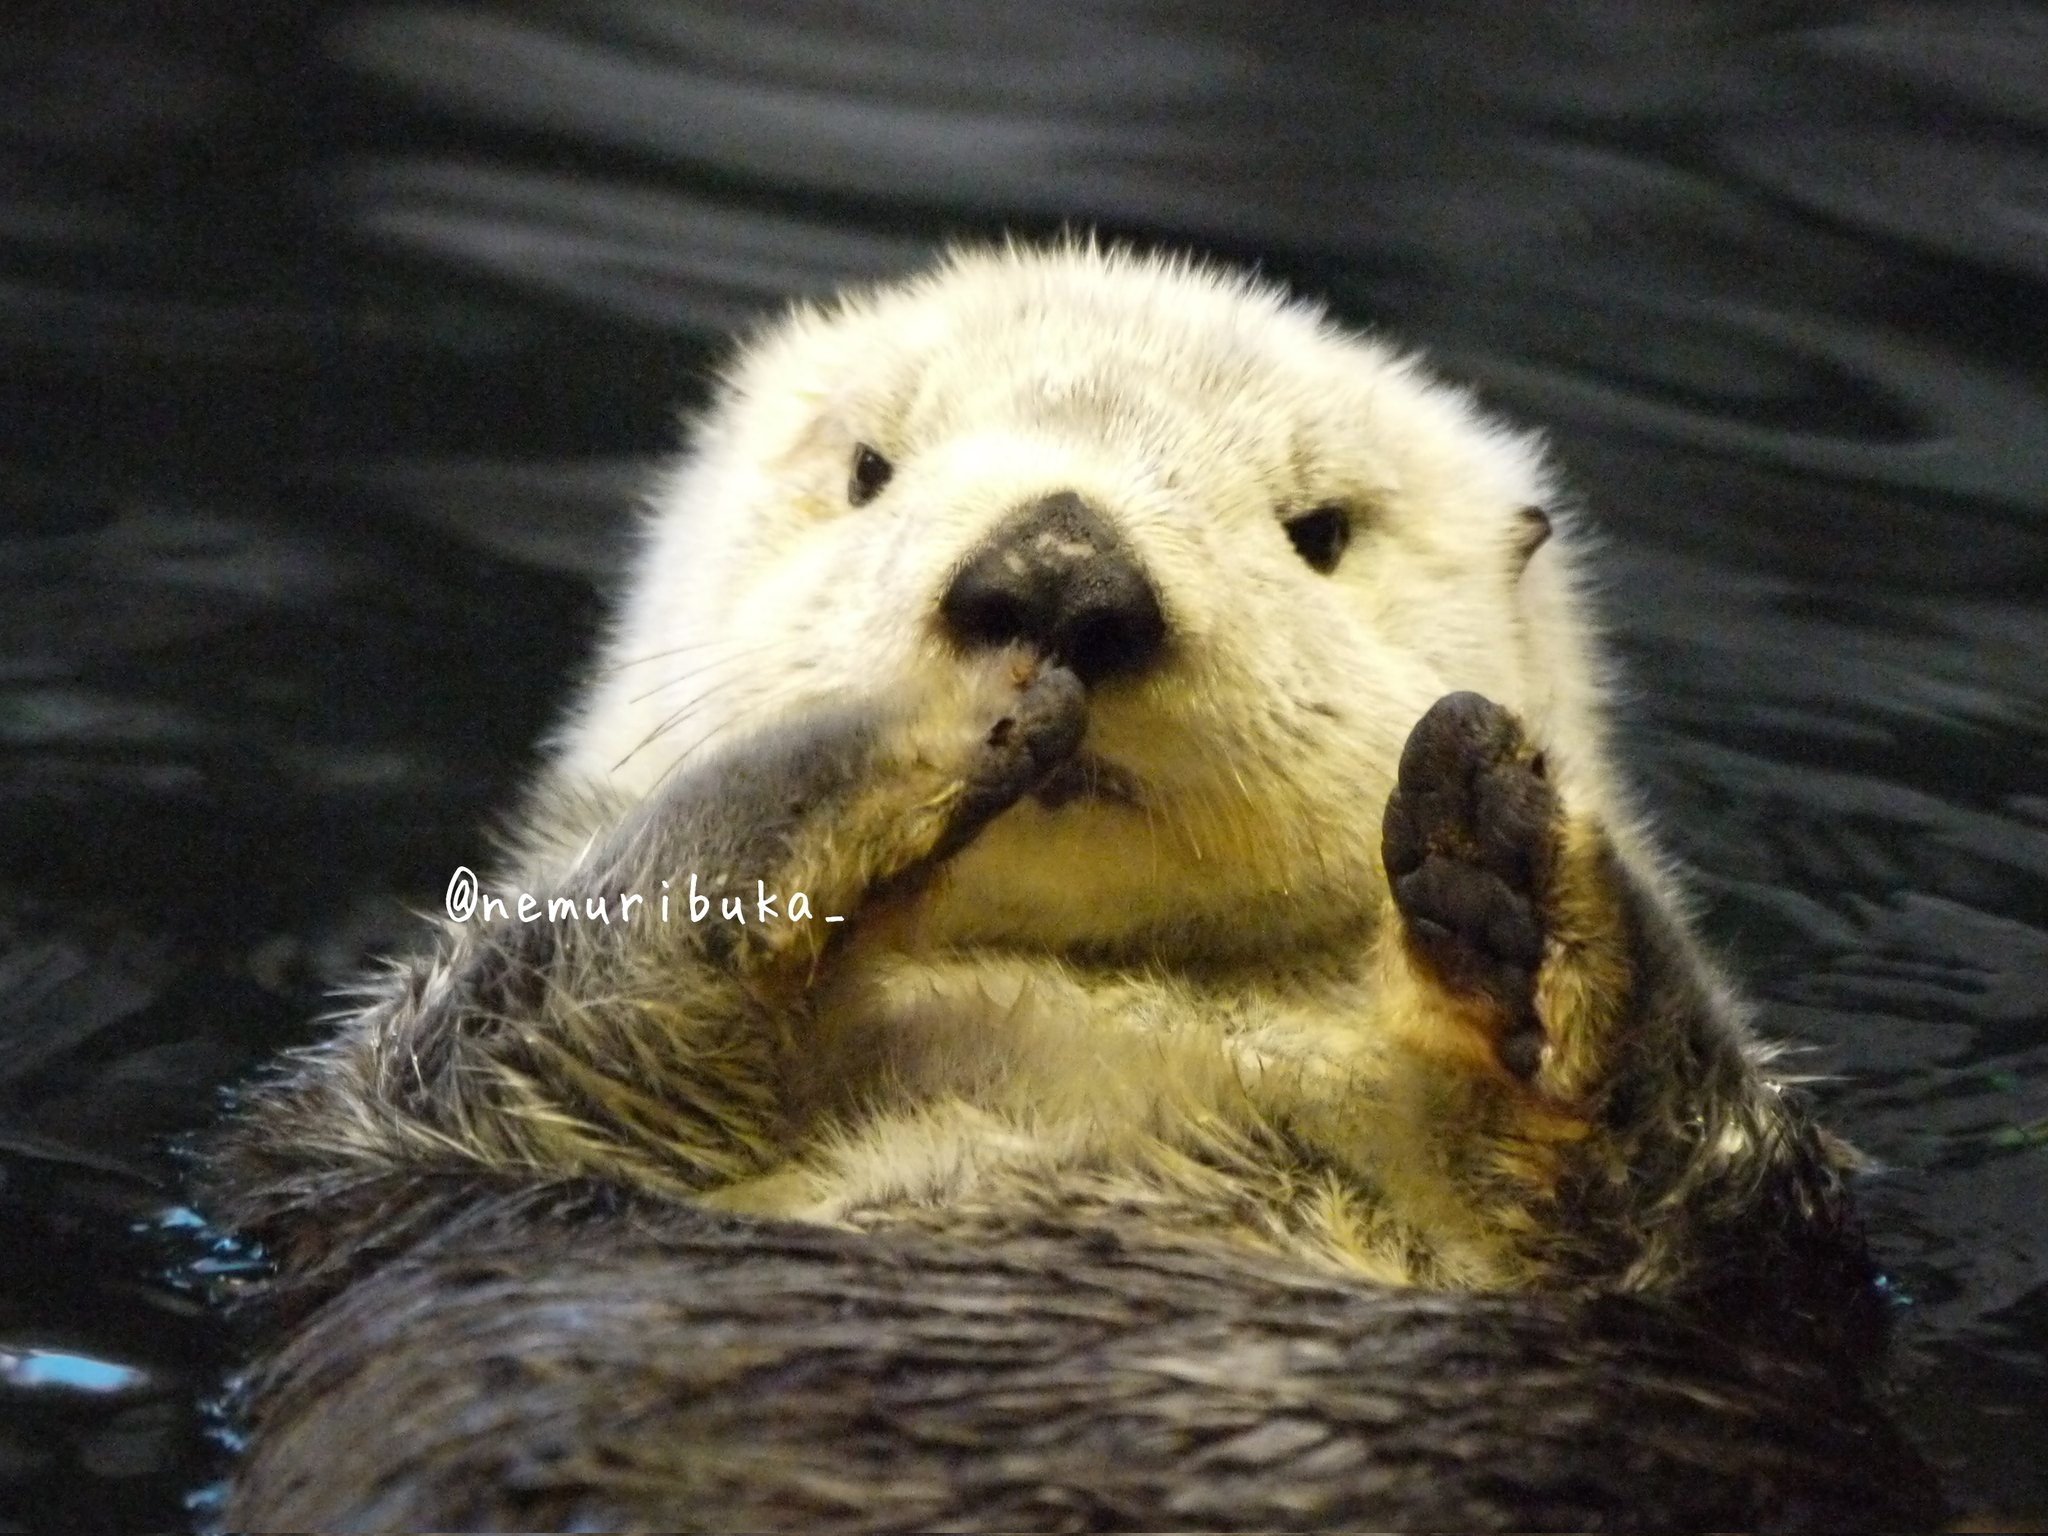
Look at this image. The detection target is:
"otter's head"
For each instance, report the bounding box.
[560,244,1617,962]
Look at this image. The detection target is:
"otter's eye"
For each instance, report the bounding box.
[1283,505,1350,573]
[848,444,894,506]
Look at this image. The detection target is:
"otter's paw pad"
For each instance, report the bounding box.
[944,662,1087,850]
[1382,691,1558,1077]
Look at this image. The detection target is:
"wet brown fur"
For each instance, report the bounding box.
[215,1183,1936,1535]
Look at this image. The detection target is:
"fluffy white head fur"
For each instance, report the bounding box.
[551,242,1617,963]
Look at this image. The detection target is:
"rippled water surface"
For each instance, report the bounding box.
[4,3,2046,1528]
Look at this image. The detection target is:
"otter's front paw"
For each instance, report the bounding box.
[1382,692,1558,1078]
[937,661,1087,857]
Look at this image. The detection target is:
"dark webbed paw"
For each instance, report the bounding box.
[979,661,1089,802]
[828,652,1087,896]
[939,661,1087,856]
[1382,691,1559,1078]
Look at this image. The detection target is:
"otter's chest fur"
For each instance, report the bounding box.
[693,944,1544,1291]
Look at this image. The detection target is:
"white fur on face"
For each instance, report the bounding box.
[552,243,1614,960]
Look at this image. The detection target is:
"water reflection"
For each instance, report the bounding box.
[0,1350,152,1398]
[3,0,2044,1526]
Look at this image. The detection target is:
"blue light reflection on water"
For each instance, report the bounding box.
[0,1350,151,1397]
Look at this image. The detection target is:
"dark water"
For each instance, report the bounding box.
[4,3,2045,1528]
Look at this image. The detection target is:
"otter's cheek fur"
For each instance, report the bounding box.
[201,243,1892,1530]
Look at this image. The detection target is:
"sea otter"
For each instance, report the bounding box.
[202,243,1932,1532]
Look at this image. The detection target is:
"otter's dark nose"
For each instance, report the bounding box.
[938,492,1167,685]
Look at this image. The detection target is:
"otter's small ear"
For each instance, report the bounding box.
[1514,505,1552,572]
